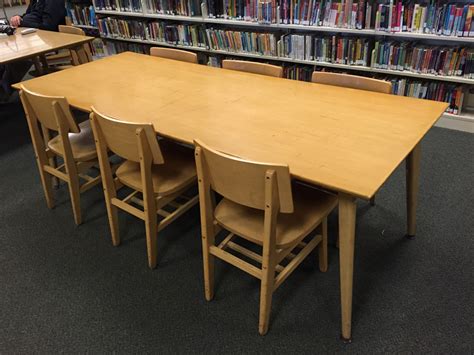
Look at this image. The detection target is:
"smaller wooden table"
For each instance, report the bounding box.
[0,28,93,65]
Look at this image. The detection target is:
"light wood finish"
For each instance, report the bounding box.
[14,52,448,339]
[43,26,93,71]
[90,108,198,269]
[406,143,421,238]
[222,60,283,78]
[312,71,392,208]
[338,193,356,342]
[311,71,392,94]
[195,139,336,335]
[58,25,93,65]
[0,28,94,65]
[150,47,198,64]
[14,53,447,200]
[19,85,101,225]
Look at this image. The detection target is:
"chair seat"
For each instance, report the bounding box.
[116,141,196,196]
[48,120,97,162]
[214,183,337,249]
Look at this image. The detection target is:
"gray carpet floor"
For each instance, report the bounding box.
[0,100,473,353]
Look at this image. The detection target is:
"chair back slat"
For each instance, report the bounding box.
[194,140,293,213]
[150,47,198,64]
[20,85,79,133]
[58,25,93,65]
[311,72,392,94]
[222,60,283,78]
[222,59,283,78]
[90,107,164,164]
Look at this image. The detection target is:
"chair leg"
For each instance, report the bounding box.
[38,168,55,209]
[202,233,215,301]
[259,253,276,335]
[319,217,328,272]
[144,208,158,269]
[104,198,120,246]
[66,172,82,225]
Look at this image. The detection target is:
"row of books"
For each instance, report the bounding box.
[206,29,277,55]
[90,38,109,57]
[94,0,142,12]
[144,0,203,16]
[375,2,474,36]
[277,34,370,65]
[66,4,98,27]
[390,78,465,115]
[148,22,207,46]
[97,18,473,79]
[284,64,313,80]
[100,0,474,38]
[205,0,278,24]
[103,39,149,53]
[98,17,147,39]
[371,42,473,78]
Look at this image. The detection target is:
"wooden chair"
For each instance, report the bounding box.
[311,72,392,94]
[222,60,283,78]
[58,25,93,66]
[311,71,392,206]
[90,108,199,269]
[45,26,92,70]
[194,139,337,335]
[150,47,198,64]
[19,86,101,225]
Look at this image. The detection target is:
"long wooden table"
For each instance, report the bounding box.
[13,52,448,340]
[0,28,93,64]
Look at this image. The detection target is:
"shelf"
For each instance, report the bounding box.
[101,36,474,85]
[436,111,474,133]
[95,10,474,43]
[102,36,209,53]
[443,111,474,123]
[73,24,98,30]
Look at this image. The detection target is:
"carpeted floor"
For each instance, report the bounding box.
[0,100,473,353]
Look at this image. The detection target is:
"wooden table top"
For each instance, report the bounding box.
[0,28,93,64]
[14,52,448,199]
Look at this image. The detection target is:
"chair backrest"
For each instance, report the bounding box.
[194,139,294,213]
[90,107,164,164]
[150,47,198,64]
[222,60,283,78]
[311,72,392,94]
[19,85,79,134]
[58,25,93,65]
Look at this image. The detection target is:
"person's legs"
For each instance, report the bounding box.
[1,60,33,96]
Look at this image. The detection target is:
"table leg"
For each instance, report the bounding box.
[406,143,421,239]
[338,193,357,342]
[39,55,50,74]
[32,56,43,76]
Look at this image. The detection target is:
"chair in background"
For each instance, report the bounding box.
[194,139,337,335]
[222,60,283,78]
[150,47,198,64]
[90,108,199,269]
[58,25,93,66]
[45,25,93,70]
[311,71,392,94]
[19,86,101,225]
[311,71,392,206]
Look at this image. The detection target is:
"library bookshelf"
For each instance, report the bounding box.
[92,1,473,132]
